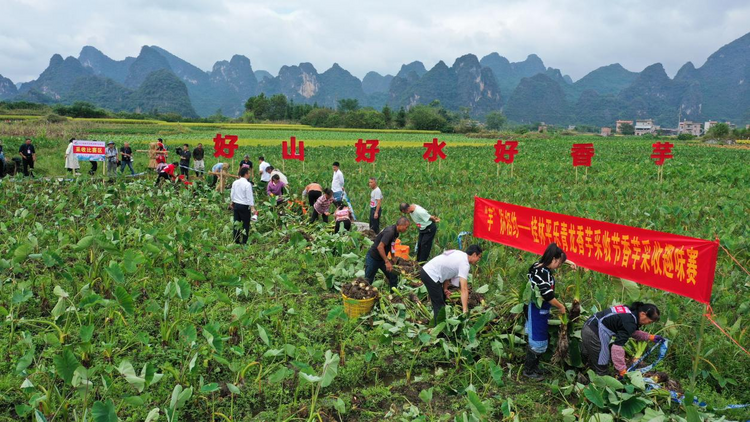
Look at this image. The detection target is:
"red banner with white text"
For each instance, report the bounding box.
[473,197,718,303]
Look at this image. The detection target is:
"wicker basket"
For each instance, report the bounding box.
[342,292,378,318]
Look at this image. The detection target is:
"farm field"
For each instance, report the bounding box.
[0,120,749,421]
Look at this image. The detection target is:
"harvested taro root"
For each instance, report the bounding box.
[342,277,378,300]
[393,256,421,277]
[447,284,485,308]
[361,229,377,240]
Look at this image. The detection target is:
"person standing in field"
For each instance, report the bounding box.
[400,203,440,262]
[105,141,118,177]
[230,167,256,245]
[65,138,80,175]
[420,246,483,324]
[258,156,270,191]
[19,138,36,177]
[368,178,383,233]
[523,243,577,380]
[310,188,334,223]
[580,302,662,378]
[334,203,353,234]
[239,155,253,177]
[0,140,5,177]
[119,142,135,175]
[179,143,191,179]
[364,217,410,289]
[331,161,345,204]
[303,182,323,207]
[192,143,205,177]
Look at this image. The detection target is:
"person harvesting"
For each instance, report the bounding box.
[524,243,577,380]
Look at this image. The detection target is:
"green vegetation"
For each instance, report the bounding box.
[0,120,748,421]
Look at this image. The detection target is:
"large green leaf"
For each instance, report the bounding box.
[92,399,118,422]
[106,262,125,284]
[620,279,640,302]
[117,360,145,392]
[114,286,134,315]
[583,385,605,408]
[320,350,340,388]
[73,235,94,251]
[53,347,79,385]
[466,390,487,416]
[185,269,206,281]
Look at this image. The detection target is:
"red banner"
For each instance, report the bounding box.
[473,197,718,303]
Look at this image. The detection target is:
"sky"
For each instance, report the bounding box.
[1,0,749,84]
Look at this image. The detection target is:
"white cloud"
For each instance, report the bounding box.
[0,0,748,84]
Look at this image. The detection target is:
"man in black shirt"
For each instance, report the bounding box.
[119,142,135,175]
[192,143,205,177]
[18,138,36,177]
[364,217,411,289]
[179,144,191,179]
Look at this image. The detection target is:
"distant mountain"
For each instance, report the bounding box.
[254,70,273,82]
[480,53,547,97]
[388,54,502,116]
[362,71,393,95]
[3,31,749,124]
[78,46,134,84]
[0,74,17,100]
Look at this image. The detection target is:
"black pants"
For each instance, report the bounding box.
[22,158,34,177]
[310,209,329,223]
[417,222,438,262]
[180,162,189,178]
[421,268,446,324]
[233,203,251,244]
[335,219,351,234]
[155,172,171,186]
[89,161,98,175]
[369,207,381,233]
[364,253,398,289]
[0,159,5,178]
[308,190,322,207]
[581,323,609,375]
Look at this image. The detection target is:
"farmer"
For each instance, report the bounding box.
[265,166,288,185]
[120,142,135,175]
[179,143,191,179]
[580,302,662,378]
[331,161,345,204]
[334,202,353,234]
[258,156,270,191]
[368,177,383,233]
[209,162,229,189]
[156,138,168,161]
[19,138,36,177]
[266,174,287,205]
[155,162,178,186]
[302,182,323,207]
[364,216,411,289]
[230,167,256,245]
[420,245,483,324]
[192,143,205,177]
[399,203,440,262]
[310,188,334,223]
[105,141,118,177]
[239,155,253,177]
[523,242,577,380]
[65,138,80,175]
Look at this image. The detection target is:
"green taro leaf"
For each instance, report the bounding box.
[53,347,80,385]
[200,383,219,393]
[73,235,94,251]
[583,385,605,408]
[114,286,134,315]
[466,390,487,416]
[257,324,270,346]
[106,262,125,284]
[185,269,206,281]
[92,398,118,422]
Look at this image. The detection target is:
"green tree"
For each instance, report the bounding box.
[343,109,386,129]
[485,111,507,130]
[407,105,448,131]
[268,94,289,121]
[245,93,270,119]
[395,107,407,128]
[706,123,730,138]
[619,122,635,135]
[382,105,393,127]
[300,108,335,127]
[337,98,359,112]
[53,101,108,118]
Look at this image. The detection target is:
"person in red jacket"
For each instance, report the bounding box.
[155,162,178,186]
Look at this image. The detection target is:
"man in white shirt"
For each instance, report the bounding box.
[368,177,383,233]
[331,161,345,204]
[420,245,483,324]
[230,167,256,245]
[258,156,271,191]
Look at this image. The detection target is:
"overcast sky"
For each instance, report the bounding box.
[1,0,749,84]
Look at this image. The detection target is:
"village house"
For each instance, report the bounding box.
[615,120,633,134]
[600,127,612,137]
[635,119,658,136]
[678,121,702,136]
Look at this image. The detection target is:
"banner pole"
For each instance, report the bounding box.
[511,162,514,178]
[575,167,578,182]
[690,303,709,389]
[496,163,499,177]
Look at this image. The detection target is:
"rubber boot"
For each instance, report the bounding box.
[523,348,544,380]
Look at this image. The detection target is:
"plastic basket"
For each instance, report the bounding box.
[342,292,378,318]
